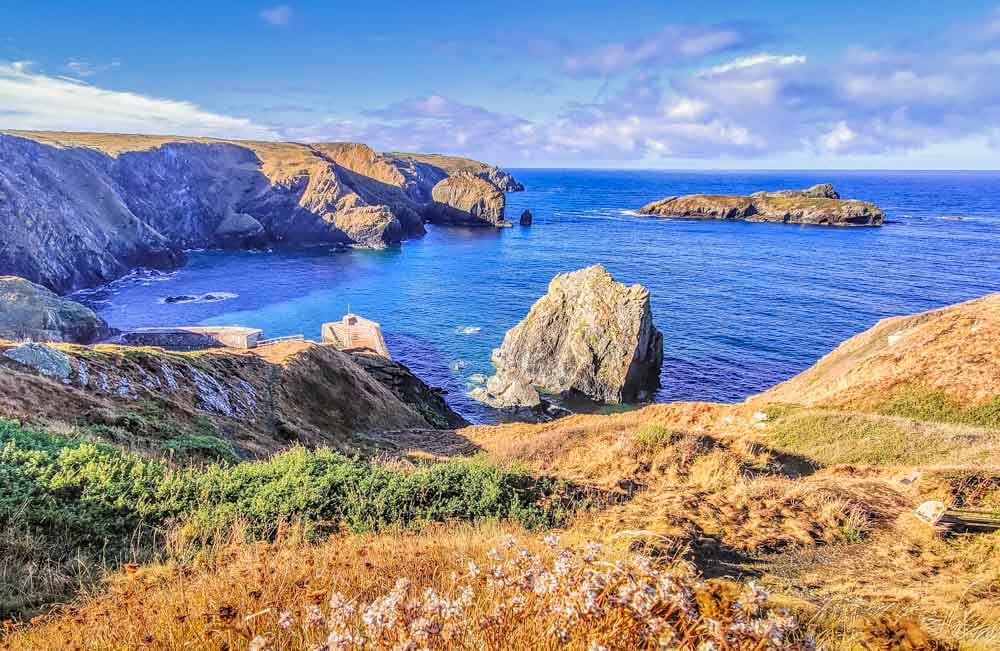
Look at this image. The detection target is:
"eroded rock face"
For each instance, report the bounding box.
[638,184,883,226]
[0,276,110,343]
[0,132,522,293]
[0,339,467,457]
[426,173,509,226]
[476,265,664,406]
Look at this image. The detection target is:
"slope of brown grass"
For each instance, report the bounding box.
[1,524,816,650]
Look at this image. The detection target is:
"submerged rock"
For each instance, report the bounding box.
[476,265,663,406]
[0,276,110,343]
[520,209,533,226]
[637,184,883,226]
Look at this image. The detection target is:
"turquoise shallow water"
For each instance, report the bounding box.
[79,170,1000,423]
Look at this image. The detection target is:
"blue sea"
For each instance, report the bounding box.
[78,170,1000,423]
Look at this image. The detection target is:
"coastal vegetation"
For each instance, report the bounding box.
[1,277,998,648]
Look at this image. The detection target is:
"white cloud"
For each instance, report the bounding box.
[65,60,120,78]
[702,53,806,76]
[562,23,752,78]
[260,5,292,26]
[820,121,858,152]
[0,61,277,140]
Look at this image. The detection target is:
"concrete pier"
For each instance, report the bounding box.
[322,313,391,358]
[121,326,263,351]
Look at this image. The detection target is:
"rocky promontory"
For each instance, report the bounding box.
[0,338,466,457]
[637,184,884,226]
[0,276,111,343]
[0,131,523,293]
[474,265,663,407]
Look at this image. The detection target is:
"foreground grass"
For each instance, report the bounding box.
[0,419,578,620]
[764,407,1000,468]
[1,525,816,650]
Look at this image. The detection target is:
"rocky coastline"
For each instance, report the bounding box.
[0,131,523,294]
[638,183,884,226]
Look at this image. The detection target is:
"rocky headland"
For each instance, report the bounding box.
[474,265,663,408]
[0,131,522,293]
[638,183,884,226]
[0,338,466,458]
[0,276,111,343]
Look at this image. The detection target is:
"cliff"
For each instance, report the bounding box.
[0,338,466,458]
[475,265,663,406]
[0,131,522,293]
[0,276,110,343]
[638,183,884,226]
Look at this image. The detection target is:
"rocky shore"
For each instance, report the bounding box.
[0,131,523,293]
[638,183,884,226]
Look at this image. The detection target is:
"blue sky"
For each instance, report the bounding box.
[3,1,1000,168]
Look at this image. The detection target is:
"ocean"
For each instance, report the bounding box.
[77,170,1000,423]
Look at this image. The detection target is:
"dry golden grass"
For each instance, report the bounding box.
[1,523,816,650]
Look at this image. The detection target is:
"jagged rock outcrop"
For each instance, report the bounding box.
[638,184,883,226]
[425,173,509,226]
[350,352,469,429]
[0,276,111,343]
[0,131,523,293]
[520,209,533,226]
[0,339,467,457]
[475,265,663,407]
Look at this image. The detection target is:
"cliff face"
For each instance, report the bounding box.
[638,184,884,226]
[0,276,110,343]
[475,265,664,406]
[0,132,522,293]
[0,339,466,457]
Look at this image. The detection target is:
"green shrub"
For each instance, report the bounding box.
[633,424,675,455]
[872,387,1000,430]
[162,434,237,464]
[0,419,575,550]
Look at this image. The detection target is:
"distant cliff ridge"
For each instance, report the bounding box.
[0,131,523,293]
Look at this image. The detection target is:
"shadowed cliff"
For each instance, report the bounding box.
[0,131,522,293]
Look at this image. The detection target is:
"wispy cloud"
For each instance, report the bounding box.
[260,5,292,26]
[562,23,757,78]
[65,59,120,78]
[0,61,277,140]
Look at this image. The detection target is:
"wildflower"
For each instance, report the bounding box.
[278,611,293,629]
[543,533,560,548]
[582,541,603,562]
[306,604,325,628]
[589,642,609,651]
[247,635,271,651]
[466,560,480,578]
[499,534,518,549]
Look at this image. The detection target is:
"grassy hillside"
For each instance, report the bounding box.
[2,294,999,649]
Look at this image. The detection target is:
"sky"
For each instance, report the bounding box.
[2,1,1000,169]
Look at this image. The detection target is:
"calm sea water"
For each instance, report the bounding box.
[79,170,1000,423]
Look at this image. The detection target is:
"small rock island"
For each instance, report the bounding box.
[474,264,663,409]
[637,183,884,226]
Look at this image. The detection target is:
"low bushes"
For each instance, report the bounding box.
[1,419,574,548]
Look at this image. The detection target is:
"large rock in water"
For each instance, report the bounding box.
[0,276,110,343]
[637,184,883,226]
[476,265,663,406]
[0,131,522,293]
